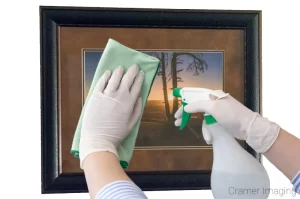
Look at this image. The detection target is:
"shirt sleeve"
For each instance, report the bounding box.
[291,171,300,194]
[95,180,148,199]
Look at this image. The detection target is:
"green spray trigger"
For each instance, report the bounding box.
[173,88,190,130]
[173,87,218,130]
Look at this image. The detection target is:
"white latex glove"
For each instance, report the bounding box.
[79,64,144,168]
[174,90,280,153]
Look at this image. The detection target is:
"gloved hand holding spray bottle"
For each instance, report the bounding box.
[173,87,270,199]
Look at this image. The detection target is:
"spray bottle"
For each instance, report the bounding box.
[173,87,270,199]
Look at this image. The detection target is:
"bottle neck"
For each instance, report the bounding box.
[210,125,237,145]
[204,115,238,145]
[204,114,217,125]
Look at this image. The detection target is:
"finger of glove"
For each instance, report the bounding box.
[119,64,139,90]
[128,97,143,131]
[104,66,124,93]
[174,118,182,127]
[94,70,111,93]
[184,100,213,114]
[174,106,183,119]
[129,70,145,100]
[202,120,212,145]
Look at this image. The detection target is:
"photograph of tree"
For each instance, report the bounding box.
[84,50,223,149]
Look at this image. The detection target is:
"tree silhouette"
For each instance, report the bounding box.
[146,52,171,121]
[170,52,208,115]
[146,51,208,123]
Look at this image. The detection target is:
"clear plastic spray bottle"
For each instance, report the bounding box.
[173,87,270,199]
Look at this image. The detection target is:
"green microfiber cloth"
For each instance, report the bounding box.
[71,38,160,169]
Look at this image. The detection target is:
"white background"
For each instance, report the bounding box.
[0,0,299,198]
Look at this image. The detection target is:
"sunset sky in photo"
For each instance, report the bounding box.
[83,50,223,100]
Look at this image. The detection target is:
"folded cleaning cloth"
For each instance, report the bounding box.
[71,38,160,168]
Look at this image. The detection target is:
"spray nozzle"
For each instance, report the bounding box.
[173,87,219,130]
[172,88,182,98]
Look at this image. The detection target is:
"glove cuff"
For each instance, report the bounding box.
[246,114,281,153]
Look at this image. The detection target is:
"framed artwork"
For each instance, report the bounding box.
[40,6,262,194]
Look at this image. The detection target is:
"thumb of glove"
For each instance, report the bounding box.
[184,90,228,114]
[184,100,213,114]
[202,120,212,145]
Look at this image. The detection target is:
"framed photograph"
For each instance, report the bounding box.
[40,6,262,194]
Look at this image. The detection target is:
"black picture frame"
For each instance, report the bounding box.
[40,6,262,194]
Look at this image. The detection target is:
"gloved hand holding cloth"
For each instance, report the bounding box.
[79,64,144,168]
